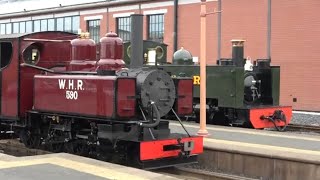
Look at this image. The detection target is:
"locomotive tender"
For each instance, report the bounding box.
[124,39,292,130]
[0,14,203,169]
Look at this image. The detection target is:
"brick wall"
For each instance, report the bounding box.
[77,0,320,111]
[272,0,320,111]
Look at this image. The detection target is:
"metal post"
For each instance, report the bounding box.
[197,0,209,136]
[130,14,144,69]
[267,0,271,61]
[173,0,179,52]
[217,0,221,61]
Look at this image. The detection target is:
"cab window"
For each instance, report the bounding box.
[23,45,40,65]
[0,42,13,69]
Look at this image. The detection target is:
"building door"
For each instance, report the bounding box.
[87,20,100,43]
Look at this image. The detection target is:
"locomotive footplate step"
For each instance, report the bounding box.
[0,153,179,180]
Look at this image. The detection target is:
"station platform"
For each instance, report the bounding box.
[170,121,320,152]
[169,121,320,179]
[0,153,178,180]
[170,121,320,179]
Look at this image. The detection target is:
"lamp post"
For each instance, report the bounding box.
[197,0,221,136]
[197,0,209,136]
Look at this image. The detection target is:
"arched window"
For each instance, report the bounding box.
[23,44,41,65]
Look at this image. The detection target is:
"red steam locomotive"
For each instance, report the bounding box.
[0,15,203,169]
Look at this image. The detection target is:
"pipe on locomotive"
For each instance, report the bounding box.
[138,101,161,128]
[231,39,245,67]
[130,14,144,69]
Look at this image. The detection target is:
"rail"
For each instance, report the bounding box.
[286,123,320,134]
[155,167,258,180]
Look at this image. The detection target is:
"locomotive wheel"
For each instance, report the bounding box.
[47,142,64,153]
[126,144,141,167]
[65,140,89,156]
[19,129,41,149]
[195,112,200,123]
[194,112,215,124]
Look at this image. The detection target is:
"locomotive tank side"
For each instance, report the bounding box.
[33,75,136,118]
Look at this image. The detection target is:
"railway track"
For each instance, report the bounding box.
[286,124,320,134]
[155,167,258,180]
[0,139,50,157]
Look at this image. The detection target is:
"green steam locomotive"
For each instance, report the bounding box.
[123,40,292,130]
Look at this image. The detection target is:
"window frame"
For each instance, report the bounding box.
[0,15,80,35]
[116,16,131,42]
[87,19,101,43]
[147,14,164,43]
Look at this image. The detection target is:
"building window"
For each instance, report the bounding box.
[56,18,64,31]
[0,24,5,34]
[19,21,26,33]
[26,21,32,33]
[148,14,164,42]
[87,20,100,43]
[48,19,55,31]
[64,17,72,32]
[13,22,19,34]
[116,17,131,42]
[33,20,40,32]
[40,19,48,31]
[5,23,11,34]
[0,15,80,35]
[56,16,80,33]
[72,16,80,34]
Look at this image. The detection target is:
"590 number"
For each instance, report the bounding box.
[66,90,78,100]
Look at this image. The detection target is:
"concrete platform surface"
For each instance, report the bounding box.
[170,121,320,163]
[0,153,179,180]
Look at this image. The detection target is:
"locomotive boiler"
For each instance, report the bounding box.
[0,14,203,169]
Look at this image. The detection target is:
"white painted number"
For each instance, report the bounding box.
[66,91,78,100]
[59,79,84,100]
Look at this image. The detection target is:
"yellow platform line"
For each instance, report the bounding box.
[204,138,320,156]
[0,157,147,180]
[171,122,320,142]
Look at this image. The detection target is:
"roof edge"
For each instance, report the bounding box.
[0,0,154,20]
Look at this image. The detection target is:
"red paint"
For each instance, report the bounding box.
[116,78,136,117]
[96,32,125,71]
[67,36,97,71]
[249,106,292,129]
[19,32,76,118]
[34,75,117,118]
[1,40,19,117]
[140,136,203,161]
[175,79,193,115]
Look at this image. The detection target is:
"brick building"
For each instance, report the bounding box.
[0,0,319,111]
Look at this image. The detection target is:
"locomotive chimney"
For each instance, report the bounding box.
[130,14,144,69]
[231,39,245,67]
